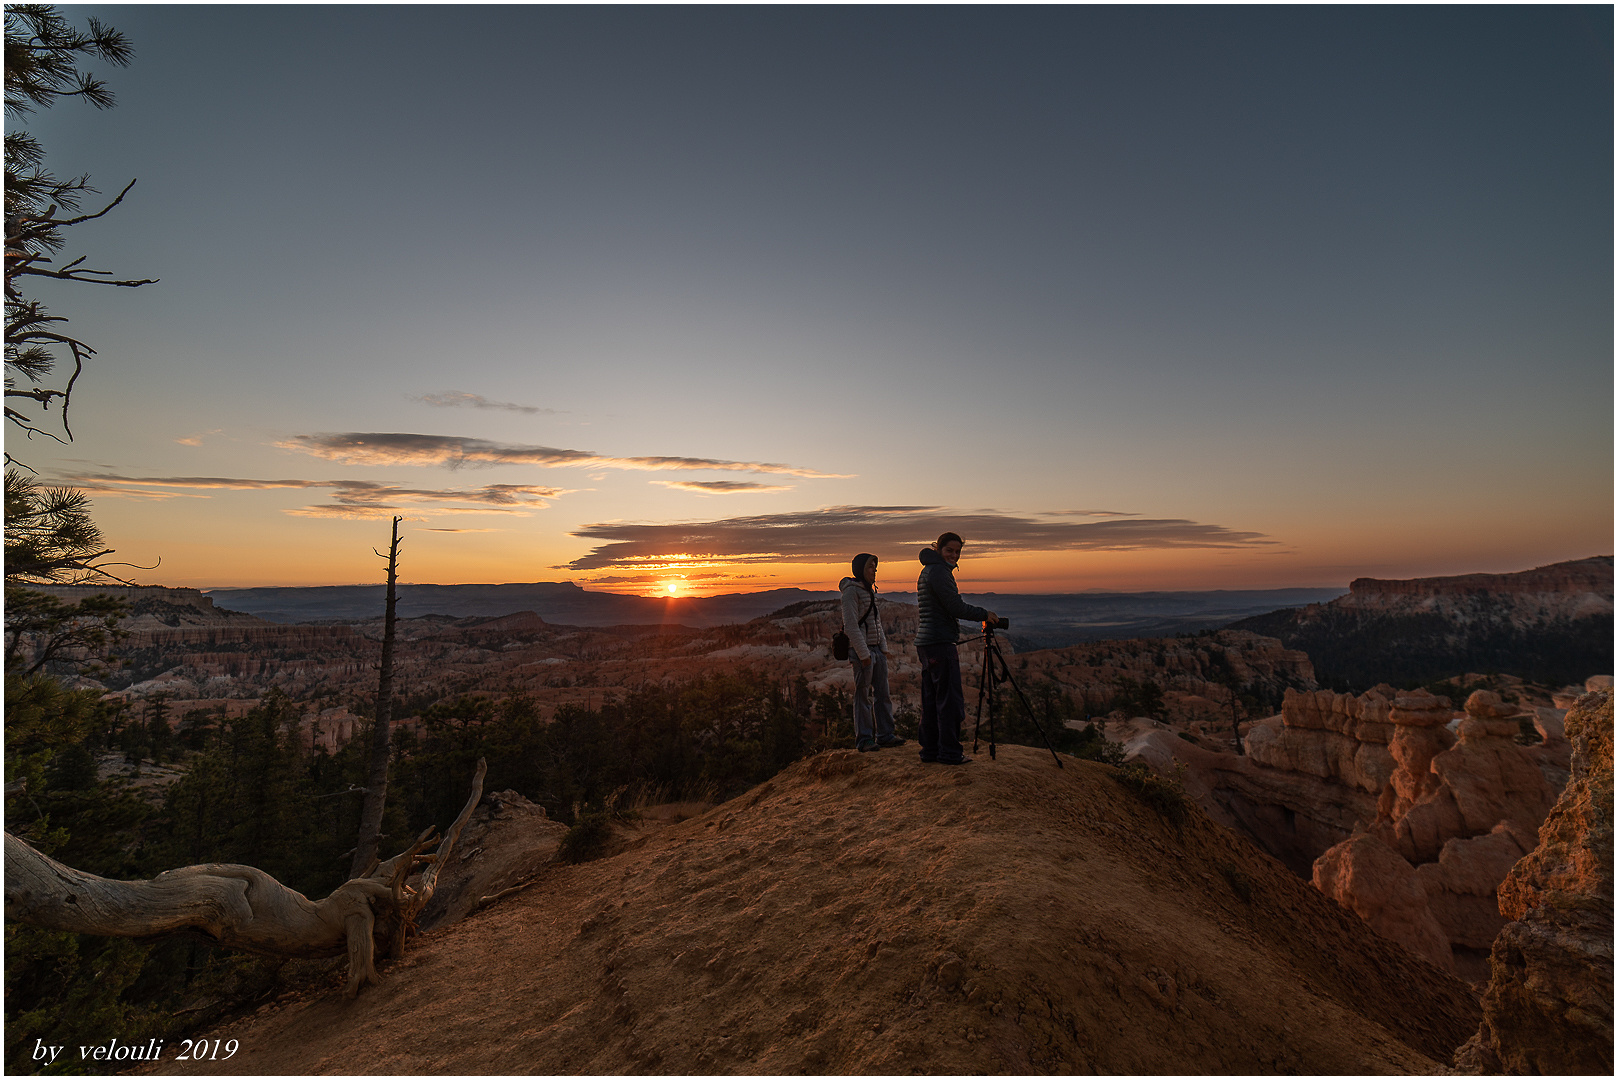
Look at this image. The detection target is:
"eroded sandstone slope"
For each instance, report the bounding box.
[1455,690,1613,1074]
[144,744,1477,1075]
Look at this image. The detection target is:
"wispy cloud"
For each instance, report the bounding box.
[174,429,224,447]
[652,480,795,494]
[560,505,1275,571]
[54,473,569,517]
[284,505,411,520]
[1048,509,1140,518]
[280,432,851,478]
[413,391,557,415]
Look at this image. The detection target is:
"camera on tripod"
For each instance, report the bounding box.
[972,617,1063,768]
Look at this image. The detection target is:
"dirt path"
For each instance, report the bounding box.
[141,744,1478,1074]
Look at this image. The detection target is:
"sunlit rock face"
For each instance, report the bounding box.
[1121,677,1584,980]
[1311,689,1563,978]
[1338,559,1613,620]
[1454,690,1613,1075]
[1116,685,1405,878]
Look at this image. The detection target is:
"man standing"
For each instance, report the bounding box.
[915,532,999,765]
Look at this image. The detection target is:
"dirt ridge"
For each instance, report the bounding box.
[144,744,1478,1075]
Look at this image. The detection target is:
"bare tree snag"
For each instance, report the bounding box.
[351,515,402,879]
[5,757,487,998]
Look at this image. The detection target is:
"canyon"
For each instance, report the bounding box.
[14,558,1612,1015]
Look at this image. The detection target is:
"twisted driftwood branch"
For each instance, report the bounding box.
[4,757,488,997]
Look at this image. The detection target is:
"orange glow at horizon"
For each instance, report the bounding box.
[123,508,1609,598]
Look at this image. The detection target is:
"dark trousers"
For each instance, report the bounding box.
[916,641,966,763]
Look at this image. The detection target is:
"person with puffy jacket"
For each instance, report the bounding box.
[841,553,903,752]
[915,532,1000,765]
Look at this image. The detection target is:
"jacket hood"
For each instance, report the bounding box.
[919,547,950,568]
[839,576,873,592]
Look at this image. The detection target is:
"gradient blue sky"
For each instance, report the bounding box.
[14,5,1612,593]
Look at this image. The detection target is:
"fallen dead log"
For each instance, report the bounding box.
[4,758,486,997]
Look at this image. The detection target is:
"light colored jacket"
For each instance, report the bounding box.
[839,577,886,661]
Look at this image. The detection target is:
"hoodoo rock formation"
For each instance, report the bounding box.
[1116,683,1578,980]
[1455,690,1613,1074]
[1311,689,1559,978]
[1113,686,1406,877]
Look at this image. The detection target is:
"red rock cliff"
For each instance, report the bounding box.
[1454,690,1613,1074]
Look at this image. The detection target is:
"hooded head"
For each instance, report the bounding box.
[851,553,877,583]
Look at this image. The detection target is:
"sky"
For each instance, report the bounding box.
[10,5,1613,596]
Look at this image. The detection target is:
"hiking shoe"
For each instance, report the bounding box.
[918,753,938,763]
[876,735,907,748]
[857,738,880,752]
[937,755,973,766]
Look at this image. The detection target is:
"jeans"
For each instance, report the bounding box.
[916,641,966,762]
[851,650,896,741]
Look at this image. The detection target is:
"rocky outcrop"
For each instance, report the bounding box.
[1454,690,1613,1074]
[1247,686,1397,795]
[417,789,569,931]
[28,584,269,628]
[1311,689,1561,978]
[1230,556,1613,688]
[1118,680,1580,979]
[1342,558,1613,616]
[1114,687,1394,877]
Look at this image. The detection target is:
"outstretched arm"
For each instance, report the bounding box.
[930,567,991,624]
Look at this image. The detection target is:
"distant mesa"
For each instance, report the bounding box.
[1231,557,1614,689]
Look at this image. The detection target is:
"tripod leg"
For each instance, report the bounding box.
[988,635,1064,769]
[985,629,997,760]
[987,670,997,760]
[972,635,992,753]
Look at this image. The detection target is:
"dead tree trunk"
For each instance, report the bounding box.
[351,516,402,879]
[6,758,485,998]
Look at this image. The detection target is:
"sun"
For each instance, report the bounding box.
[666,581,679,596]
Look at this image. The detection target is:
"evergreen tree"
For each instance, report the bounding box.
[5,5,154,464]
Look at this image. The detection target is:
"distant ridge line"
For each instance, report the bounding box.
[200,582,1346,644]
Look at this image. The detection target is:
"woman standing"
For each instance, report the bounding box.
[914,532,999,765]
[841,553,903,752]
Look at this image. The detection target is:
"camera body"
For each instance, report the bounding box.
[987,616,1009,630]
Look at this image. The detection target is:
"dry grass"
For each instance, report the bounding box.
[636,800,717,824]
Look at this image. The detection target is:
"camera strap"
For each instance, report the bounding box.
[857,587,877,629]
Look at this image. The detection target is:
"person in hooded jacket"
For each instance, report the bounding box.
[841,553,903,752]
[915,532,1000,764]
